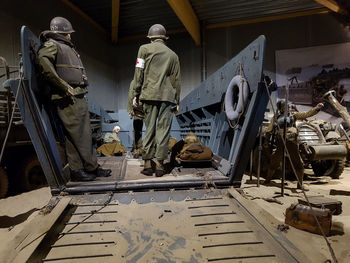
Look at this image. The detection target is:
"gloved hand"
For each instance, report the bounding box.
[173,105,179,115]
[133,97,138,107]
[66,86,75,96]
[316,103,324,110]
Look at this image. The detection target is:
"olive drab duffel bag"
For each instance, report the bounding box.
[178,142,213,161]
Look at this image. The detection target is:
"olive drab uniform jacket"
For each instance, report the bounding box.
[37,31,98,172]
[133,39,180,105]
[38,31,88,100]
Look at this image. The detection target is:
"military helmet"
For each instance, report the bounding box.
[147,24,169,40]
[50,17,75,34]
[276,99,286,113]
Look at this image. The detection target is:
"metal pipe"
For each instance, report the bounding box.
[63,178,232,194]
[257,125,263,187]
[281,82,289,196]
[340,124,350,142]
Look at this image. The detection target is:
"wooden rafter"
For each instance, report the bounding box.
[314,0,347,14]
[167,0,201,46]
[111,0,120,43]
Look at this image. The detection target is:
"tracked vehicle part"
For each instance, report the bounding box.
[312,159,345,179]
[22,189,310,263]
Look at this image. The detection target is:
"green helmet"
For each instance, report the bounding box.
[276,99,286,113]
[147,24,169,40]
[50,17,75,34]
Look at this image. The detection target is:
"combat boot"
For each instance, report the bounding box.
[70,170,96,182]
[92,166,112,177]
[155,160,165,177]
[141,159,153,176]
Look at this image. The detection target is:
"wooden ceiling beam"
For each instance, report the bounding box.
[167,0,201,46]
[111,0,120,43]
[60,0,107,35]
[314,0,347,14]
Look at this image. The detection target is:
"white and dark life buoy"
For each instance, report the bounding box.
[224,75,249,121]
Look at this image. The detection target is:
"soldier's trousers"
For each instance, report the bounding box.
[56,96,98,172]
[133,117,143,151]
[266,137,304,185]
[142,101,173,161]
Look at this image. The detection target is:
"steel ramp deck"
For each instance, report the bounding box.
[36,189,309,263]
[65,156,228,192]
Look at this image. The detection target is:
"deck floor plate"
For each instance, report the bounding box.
[40,189,308,263]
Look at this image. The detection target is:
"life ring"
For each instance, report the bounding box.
[224,75,249,121]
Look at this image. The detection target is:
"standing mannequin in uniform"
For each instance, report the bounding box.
[38,17,111,181]
[132,24,181,177]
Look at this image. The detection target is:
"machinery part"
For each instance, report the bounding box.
[17,155,47,191]
[309,144,347,161]
[224,75,249,121]
[311,159,345,179]
[50,17,75,34]
[324,90,350,129]
[0,168,9,198]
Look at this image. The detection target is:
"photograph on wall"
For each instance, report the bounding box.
[275,42,350,123]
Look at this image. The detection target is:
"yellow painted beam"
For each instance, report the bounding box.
[206,8,329,29]
[111,0,120,43]
[61,0,107,35]
[167,0,201,46]
[314,0,347,14]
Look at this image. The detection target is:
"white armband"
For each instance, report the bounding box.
[135,58,145,69]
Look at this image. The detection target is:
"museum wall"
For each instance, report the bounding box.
[0,0,119,111]
[0,1,349,113]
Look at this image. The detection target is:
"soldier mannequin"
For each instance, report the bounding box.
[127,80,144,158]
[264,100,324,190]
[132,24,181,177]
[38,17,111,181]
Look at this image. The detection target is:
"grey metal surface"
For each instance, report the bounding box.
[3,26,66,191]
[38,189,307,262]
[176,35,267,185]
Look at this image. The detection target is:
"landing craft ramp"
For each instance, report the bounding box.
[2,27,310,263]
[4,26,270,194]
[23,189,309,263]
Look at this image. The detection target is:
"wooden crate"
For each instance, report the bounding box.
[298,196,342,215]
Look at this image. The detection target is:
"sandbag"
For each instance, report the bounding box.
[97,142,126,157]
